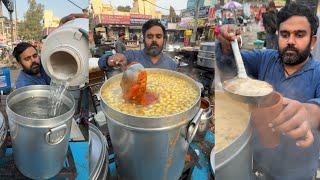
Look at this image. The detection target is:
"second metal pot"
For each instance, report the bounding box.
[6,85,75,179]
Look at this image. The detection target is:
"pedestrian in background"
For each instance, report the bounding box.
[262,0,278,49]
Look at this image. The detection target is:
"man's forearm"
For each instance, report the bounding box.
[98,53,111,70]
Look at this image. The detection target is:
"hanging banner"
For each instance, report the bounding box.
[2,0,14,12]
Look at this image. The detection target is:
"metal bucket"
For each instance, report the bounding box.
[89,123,108,180]
[6,85,75,179]
[215,91,253,180]
[100,69,202,180]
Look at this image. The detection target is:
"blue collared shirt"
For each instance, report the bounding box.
[98,49,177,71]
[15,66,51,89]
[216,43,320,180]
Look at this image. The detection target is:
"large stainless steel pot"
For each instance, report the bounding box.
[6,85,75,179]
[215,91,253,180]
[89,123,108,180]
[100,69,202,180]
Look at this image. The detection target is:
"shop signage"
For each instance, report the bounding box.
[130,18,149,25]
[96,15,130,25]
[130,14,152,19]
[130,14,152,26]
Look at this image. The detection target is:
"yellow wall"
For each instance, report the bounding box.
[43,10,60,28]
[131,0,160,18]
[91,0,103,14]
[91,0,162,18]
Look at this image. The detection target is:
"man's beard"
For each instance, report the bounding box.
[144,42,163,57]
[23,62,40,75]
[279,43,311,65]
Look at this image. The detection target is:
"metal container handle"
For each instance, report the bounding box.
[186,109,204,143]
[45,124,67,145]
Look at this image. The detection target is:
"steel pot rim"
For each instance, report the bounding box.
[6,85,75,127]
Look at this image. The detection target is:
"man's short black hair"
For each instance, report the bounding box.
[277,2,319,36]
[142,19,166,39]
[12,42,36,62]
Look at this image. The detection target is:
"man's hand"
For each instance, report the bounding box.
[59,13,89,26]
[107,53,127,69]
[271,97,314,148]
[217,24,243,54]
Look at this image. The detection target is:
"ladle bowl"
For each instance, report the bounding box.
[222,39,273,104]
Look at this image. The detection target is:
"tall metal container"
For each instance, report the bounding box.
[41,18,89,87]
[100,69,203,180]
[6,85,75,179]
[215,91,253,180]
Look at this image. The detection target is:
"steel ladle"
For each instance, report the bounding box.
[222,39,273,104]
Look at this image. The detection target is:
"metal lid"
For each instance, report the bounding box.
[89,123,108,180]
[0,112,4,130]
[210,147,215,174]
[0,112,6,147]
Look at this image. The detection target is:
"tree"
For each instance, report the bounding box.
[117,6,131,12]
[17,0,44,41]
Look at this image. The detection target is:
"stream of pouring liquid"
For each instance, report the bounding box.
[122,70,158,106]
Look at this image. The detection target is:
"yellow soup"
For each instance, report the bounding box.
[101,71,199,117]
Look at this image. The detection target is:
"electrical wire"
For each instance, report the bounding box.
[67,0,84,10]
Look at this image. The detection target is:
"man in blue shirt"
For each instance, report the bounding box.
[12,42,51,89]
[216,2,320,179]
[98,19,177,71]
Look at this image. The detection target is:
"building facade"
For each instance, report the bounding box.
[42,10,60,36]
[91,0,163,42]
[43,10,60,28]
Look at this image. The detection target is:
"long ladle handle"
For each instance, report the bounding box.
[231,39,248,78]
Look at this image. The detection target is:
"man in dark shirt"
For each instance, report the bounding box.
[262,0,278,49]
[115,31,126,54]
[216,2,320,179]
[12,42,51,89]
[99,19,177,71]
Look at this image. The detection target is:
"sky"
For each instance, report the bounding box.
[1,0,187,20]
[107,0,188,14]
[2,0,88,20]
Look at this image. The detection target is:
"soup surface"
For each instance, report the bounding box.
[224,78,273,97]
[101,71,199,117]
[215,92,250,151]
